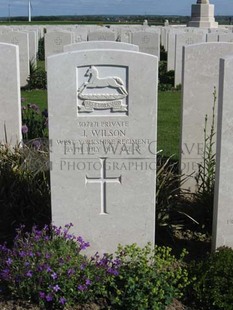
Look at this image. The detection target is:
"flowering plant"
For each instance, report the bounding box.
[0,224,120,309]
[21,101,48,141]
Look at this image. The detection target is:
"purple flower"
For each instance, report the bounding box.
[22,124,28,134]
[26,270,33,277]
[1,269,10,280]
[85,278,91,286]
[39,291,45,299]
[46,266,52,273]
[45,293,53,302]
[21,97,26,103]
[6,258,12,266]
[32,139,41,150]
[67,268,75,276]
[78,284,87,291]
[51,272,57,280]
[107,268,119,276]
[59,297,66,305]
[53,284,60,292]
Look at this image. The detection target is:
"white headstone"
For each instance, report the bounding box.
[88,31,115,41]
[212,55,233,250]
[131,31,160,58]
[48,49,158,255]
[0,43,21,145]
[174,32,205,86]
[63,41,139,52]
[181,42,233,192]
[44,31,74,60]
[0,31,29,87]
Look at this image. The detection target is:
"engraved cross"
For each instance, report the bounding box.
[11,37,19,45]
[85,158,122,215]
[55,37,62,45]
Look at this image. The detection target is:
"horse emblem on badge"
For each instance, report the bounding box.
[77,66,128,115]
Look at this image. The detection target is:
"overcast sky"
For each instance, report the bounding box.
[1,0,232,17]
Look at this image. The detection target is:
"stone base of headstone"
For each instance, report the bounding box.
[188,4,218,28]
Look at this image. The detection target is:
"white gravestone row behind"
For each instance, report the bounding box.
[212,56,233,250]
[63,41,139,52]
[0,43,22,146]
[180,42,233,192]
[44,31,74,68]
[0,31,29,87]
[131,31,160,58]
[48,49,158,255]
[88,31,116,41]
[174,32,205,86]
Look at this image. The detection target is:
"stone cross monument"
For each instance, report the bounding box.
[189,0,218,28]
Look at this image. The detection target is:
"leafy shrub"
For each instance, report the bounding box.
[160,45,167,61]
[159,61,175,92]
[26,61,47,90]
[190,247,233,310]
[37,37,45,61]
[0,223,190,310]
[22,102,48,140]
[108,244,190,310]
[0,145,50,245]
[0,224,120,309]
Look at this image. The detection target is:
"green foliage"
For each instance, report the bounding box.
[159,61,175,87]
[156,156,198,239]
[160,45,167,61]
[190,247,233,310]
[26,60,47,90]
[0,145,50,245]
[194,88,216,233]
[21,102,48,140]
[107,244,190,310]
[37,37,45,61]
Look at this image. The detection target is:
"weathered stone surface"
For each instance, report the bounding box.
[131,31,160,57]
[0,31,29,87]
[0,43,21,146]
[181,42,233,192]
[48,49,158,255]
[63,41,139,52]
[212,56,233,250]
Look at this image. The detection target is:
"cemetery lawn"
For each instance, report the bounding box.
[158,91,181,160]
[21,89,47,111]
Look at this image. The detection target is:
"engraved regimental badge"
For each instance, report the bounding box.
[77,65,128,116]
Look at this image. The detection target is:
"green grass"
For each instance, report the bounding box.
[157,91,181,160]
[21,89,47,111]
[20,89,181,159]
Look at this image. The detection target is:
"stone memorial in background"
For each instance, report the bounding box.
[180,42,233,192]
[212,56,233,250]
[188,0,218,28]
[63,41,139,52]
[0,43,21,145]
[0,31,29,87]
[48,49,158,254]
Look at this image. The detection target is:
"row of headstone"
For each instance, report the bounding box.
[1,25,233,254]
[44,29,161,61]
